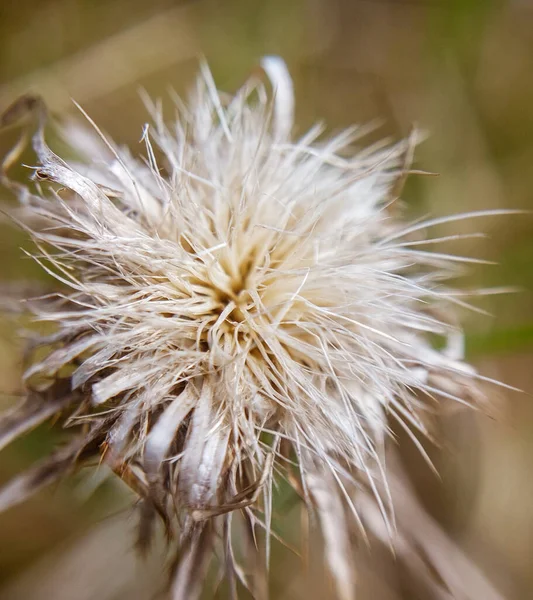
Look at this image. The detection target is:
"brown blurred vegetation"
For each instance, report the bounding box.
[0,0,532,598]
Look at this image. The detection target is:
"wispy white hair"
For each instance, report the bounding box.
[0,57,508,600]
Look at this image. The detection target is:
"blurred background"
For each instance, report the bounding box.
[0,0,532,598]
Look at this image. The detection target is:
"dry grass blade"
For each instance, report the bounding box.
[0,5,200,114]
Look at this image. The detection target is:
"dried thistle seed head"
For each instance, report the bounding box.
[0,57,506,600]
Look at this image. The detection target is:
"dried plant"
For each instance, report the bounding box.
[0,58,509,599]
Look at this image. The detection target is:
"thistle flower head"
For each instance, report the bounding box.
[0,58,505,599]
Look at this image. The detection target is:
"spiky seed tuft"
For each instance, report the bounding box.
[0,57,506,599]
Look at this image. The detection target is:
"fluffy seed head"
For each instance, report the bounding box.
[0,58,504,599]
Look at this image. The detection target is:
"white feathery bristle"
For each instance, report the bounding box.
[0,57,507,600]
